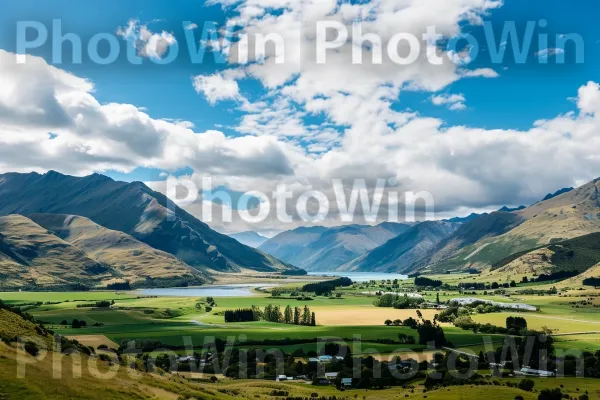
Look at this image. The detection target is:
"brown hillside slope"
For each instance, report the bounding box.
[0,215,112,289]
[29,214,211,286]
[0,171,294,273]
[432,178,600,272]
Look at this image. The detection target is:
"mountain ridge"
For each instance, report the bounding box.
[428,178,600,272]
[0,171,294,274]
[0,214,112,289]
[29,213,211,286]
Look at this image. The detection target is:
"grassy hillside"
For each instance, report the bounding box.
[29,214,210,286]
[0,309,54,348]
[430,178,600,272]
[487,232,600,280]
[561,262,600,287]
[0,215,112,290]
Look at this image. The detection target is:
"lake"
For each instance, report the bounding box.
[139,272,409,297]
[307,271,409,283]
[139,284,274,298]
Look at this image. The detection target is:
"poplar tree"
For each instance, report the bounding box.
[302,305,311,325]
[284,305,293,324]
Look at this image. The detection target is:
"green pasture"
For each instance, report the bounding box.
[5,287,600,357]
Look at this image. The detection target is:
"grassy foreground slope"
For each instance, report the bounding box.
[1,291,600,399]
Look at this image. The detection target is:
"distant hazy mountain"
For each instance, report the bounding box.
[0,215,110,290]
[259,223,411,271]
[0,171,294,274]
[339,221,459,273]
[445,206,524,224]
[29,214,210,286]
[229,231,269,248]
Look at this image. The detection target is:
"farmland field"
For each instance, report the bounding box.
[0,287,506,356]
[2,275,600,399]
[3,275,600,359]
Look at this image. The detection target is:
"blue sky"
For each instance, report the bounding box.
[1,0,595,140]
[1,0,600,231]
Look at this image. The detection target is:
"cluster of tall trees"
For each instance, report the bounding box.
[224,305,316,326]
[506,316,528,334]
[458,281,517,290]
[224,307,261,323]
[302,277,353,295]
[264,304,316,326]
[64,319,87,329]
[583,277,600,287]
[415,319,447,347]
[391,311,448,348]
[414,277,442,288]
[106,281,131,290]
[374,293,424,309]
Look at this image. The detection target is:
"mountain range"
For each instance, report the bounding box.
[339,221,459,273]
[0,171,297,289]
[259,177,600,276]
[1,170,600,288]
[259,222,411,271]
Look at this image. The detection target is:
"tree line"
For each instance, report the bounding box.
[301,277,353,295]
[224,308,261,323]
[583,277,600,287]
[224,304,316,326]
[414,277,442,288]
[374,293,424,309]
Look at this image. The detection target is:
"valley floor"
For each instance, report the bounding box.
[2,274,600,398]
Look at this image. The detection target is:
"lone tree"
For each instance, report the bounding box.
[537,389,563,400]
[517,378,535,392]
[506,316,528,334]
[311,312,316,326]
